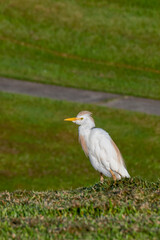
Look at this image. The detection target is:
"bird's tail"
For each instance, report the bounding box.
[114,166,130,180]
[121,167,130,178]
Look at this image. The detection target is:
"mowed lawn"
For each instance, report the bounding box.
[0,0,160,99]
[0,92,159,191]
[0,178,159,239]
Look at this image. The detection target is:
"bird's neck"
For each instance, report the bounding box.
[78,121,95,143]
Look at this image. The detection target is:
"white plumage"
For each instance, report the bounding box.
[64,111,130,182]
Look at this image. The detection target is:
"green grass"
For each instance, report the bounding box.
[0,92,159,192]
[0,0,160,99]
[0,178,159,239]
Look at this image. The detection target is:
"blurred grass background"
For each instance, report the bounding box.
[0,0,160,98]
[0,92,159,191]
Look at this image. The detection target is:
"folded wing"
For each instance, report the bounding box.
[90,128,130,179]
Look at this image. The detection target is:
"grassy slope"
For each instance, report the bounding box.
[0,0,160,99]
[0,92,159,191]
[0,178,159,239]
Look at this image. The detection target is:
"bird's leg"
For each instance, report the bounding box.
[110,169,117,182]
[100,173,104,183]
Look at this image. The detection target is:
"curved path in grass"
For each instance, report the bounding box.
[0,77,160,116]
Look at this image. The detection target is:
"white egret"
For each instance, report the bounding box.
[64,111,130,182]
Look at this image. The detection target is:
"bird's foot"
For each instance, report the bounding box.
[100,173,104,183]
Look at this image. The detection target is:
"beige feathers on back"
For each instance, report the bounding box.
[111,139,126,167]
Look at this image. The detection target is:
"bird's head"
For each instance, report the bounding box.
[64,111,95,127]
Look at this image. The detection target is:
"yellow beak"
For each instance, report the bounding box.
[64,117,81,121]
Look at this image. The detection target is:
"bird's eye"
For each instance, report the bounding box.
[80,117,83,120]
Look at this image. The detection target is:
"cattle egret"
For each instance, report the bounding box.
[64,111,130,182]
